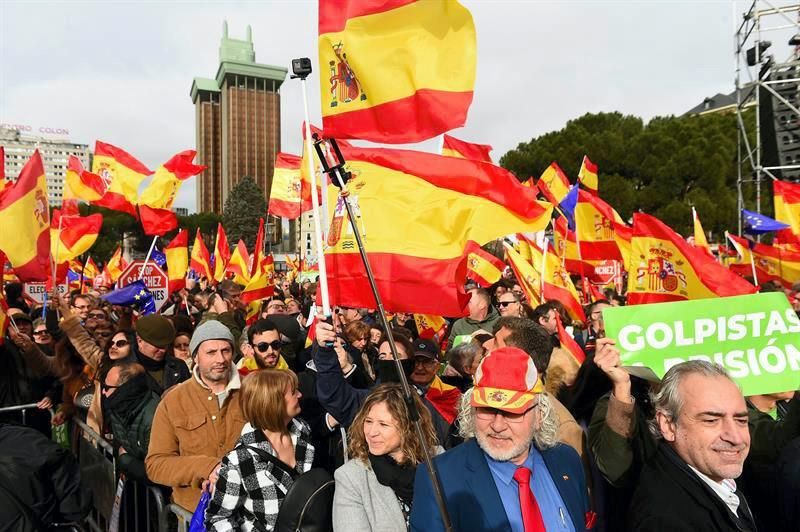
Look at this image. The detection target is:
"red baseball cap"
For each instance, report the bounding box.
[471,347,544,414]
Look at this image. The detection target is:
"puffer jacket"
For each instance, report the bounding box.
[107,388,160,481]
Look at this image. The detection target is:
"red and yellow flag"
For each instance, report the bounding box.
[577,155,598,195]
[574,189,624,261]
[213,223,231,284]
[505,243,542,305]
[553,217,597,278]
[104,246,127,284]
[441,134,493,163]
[139,150,204,235]
[464,241,504,288]
[268,153,314,220]
[64,155,106,215]
[414,314,448,343]
[691,206,712,257]
[83,256,100,280]
[324,146,552,316]
[50,210,103,264]
[425,376,461,425]
[0,291,8,345]
[241,255,276,304]
[164,229,189,294]
[318,0,476,143]
[226,239,251,286]
[774,179,800,234]
[251,218,265,279]
[190,229,213,281]
[0,150,50,281]
[556,314,585,365]
[612,222,632,271]
[727,233,800,288]
[536,162,571,206]
[627,213,757,304]
[92,141,152,217]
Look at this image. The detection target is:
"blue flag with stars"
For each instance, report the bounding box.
[558,185,579,231]
[742,209,790,235]
[151,248,167,269]
[101,280,156,315]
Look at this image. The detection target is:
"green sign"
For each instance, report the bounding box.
[602,292,800,396]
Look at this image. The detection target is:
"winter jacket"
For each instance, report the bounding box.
[107,388,161,481]
[446,306,500,346]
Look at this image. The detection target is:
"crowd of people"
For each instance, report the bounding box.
[1,268,799,532]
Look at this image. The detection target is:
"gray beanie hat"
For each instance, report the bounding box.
[190,320,235,357]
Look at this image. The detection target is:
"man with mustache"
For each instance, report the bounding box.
[146,320,246,512]
[628,361,756,531]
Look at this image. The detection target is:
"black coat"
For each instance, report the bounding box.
[628,442,757,532]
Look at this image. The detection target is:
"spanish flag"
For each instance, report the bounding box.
[64,155,106,215]
[139,150,204,236]
[319,0,476,143]
[556,314,585,365]
[226,239,251,286]
[464,241,505,288]
[50,210,103,264]
[425,376,461,425]
[190,229,213,281]
[627,213,757,304]
[774,179,800,234]
[441,134,493,163]
[213,223,231,284]
[83,256,100,280]
[577,155,598,195]
[251,218,265,279]
[573,189,624,261]
[727,233,800,289]
[164,229,189,294]
[414,314,448,343]
[92,141,152,217]
[504,243,542,305]
[536,162,571,206]
[0,150,50,281]
[241,255,276,304]
[553,217,597,278]
[105,246,127,284]
[613,222,633,272]
[269,153,308,220]
[324,146,552,316]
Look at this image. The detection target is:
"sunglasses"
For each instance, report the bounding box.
[33,330,50,336]
[497,301,517,308]
[253,340,283,352]
[110,339,129,349]
[101,382,122,391]
[88,312,106,319]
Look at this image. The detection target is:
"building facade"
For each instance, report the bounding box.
[0,126,91,206]
[191,22,287,216]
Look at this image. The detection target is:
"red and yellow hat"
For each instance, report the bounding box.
[471,347,544,414]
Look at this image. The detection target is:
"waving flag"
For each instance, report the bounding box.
[138,150,204,235]
[613,222,633,271]
[414,314,448,344]
[464,241,505,288]
[553,217,596,278]
[102,280,155,315]
[774,179,800,234]
[319,0,476,143]
[0,150,50,281]
[536,162,571,206]
[627,213,757,304]
[727,232,800,288]
[64,155,106,215]
[50,210,103,264]
[92,141,152,217]
[251,218,265,279]
[269,153,311,220]
[441,134,493,163]
[324,146,552,316]
[226,240,251,286]
[577,155,598,195]
[213,223,231,283]
[425,377,461,425]
[743,209,790,235]
[241,255,276,304]
[573,189,624,261]
[556,314,586,364]
[190,229,213,281]
[83,257,100,280]
[504,243,542,305]
[691,207,712,256]
[105,246,127,284]
[164,229,189,294]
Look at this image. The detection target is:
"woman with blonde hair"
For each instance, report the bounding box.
[206,369,314,531]
[333,383,440,531]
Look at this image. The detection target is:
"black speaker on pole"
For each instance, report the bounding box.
[760,63,800,181]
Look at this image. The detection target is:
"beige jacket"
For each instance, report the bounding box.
[145,368,246,511]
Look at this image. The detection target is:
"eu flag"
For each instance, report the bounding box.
[742,209,790,235]
[559,185,579,231]
[151,248,167,268]
[101,280,156,315]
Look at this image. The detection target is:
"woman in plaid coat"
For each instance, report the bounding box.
[206,369,315,531]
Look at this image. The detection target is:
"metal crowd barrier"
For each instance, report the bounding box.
[0,401,50,426]
[163,503,195,532]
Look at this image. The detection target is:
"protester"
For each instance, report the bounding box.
[4,282,30,313]
[146,320,246,511]
[440,342,484,392]
[343,320,376,382]
[70,294,93,322]
[205,369,314,531]
[172,331,192,368]
[496,291,524,318]
[447,287,500,346]
[410,347,591,531]
[333,383,440,531]
[31,318,54,352]
[628,361,756,531]
[133,314,189,393]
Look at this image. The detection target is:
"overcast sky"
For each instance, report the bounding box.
[0,1,770,212]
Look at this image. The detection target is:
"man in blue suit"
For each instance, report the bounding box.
[411,347,594,531]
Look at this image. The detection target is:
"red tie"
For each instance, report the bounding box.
[513,466,547,532]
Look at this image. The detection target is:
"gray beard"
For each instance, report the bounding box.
[475,427,534,462]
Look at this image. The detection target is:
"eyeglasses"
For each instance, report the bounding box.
[88,312,106,319]
[33,330,50,336]
[414,357,438,367]
[110,339,129,349]
[475,404,538,424]
[497,301,517,308]
[254,340,283,352]
[101,382,122,391]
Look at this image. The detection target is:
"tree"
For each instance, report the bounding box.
[499,110,757,239]
[222,176,267,248]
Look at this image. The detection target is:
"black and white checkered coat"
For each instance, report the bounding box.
[205,419,315,531]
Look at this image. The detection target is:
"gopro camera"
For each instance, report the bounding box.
[291,58,312,79]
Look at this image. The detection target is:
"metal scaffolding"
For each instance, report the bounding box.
[735,0,800,234]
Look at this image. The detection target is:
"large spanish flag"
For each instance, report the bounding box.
[774,179,800,234]
[0,150,50,281]
[441,134,493,163]
[105,246,127,284]
[536,162,571,206]
[627,213,757,304]
[464,241,505,288]
[190,229,213,281]
[164,229,189,294]
[574,189,624,261]
[577,155,598,195]
[325,146,552,316]
[213,223,231,284]
[50,210,103,264]
[92,140,152,217]
[269,153,309,220]
[319,0,476,143]
[226,239,251,286]
[139,150,204,235]
[613,221,633,271]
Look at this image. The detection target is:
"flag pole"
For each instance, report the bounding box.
[139,236,158,281]
[51,214,64,286]
[540,222,550,299]
[315,136,454,532]
[297,75,331,316]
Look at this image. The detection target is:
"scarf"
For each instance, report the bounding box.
[103,373,150,424]
[368,453,416,506]
[136,349,166,371]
